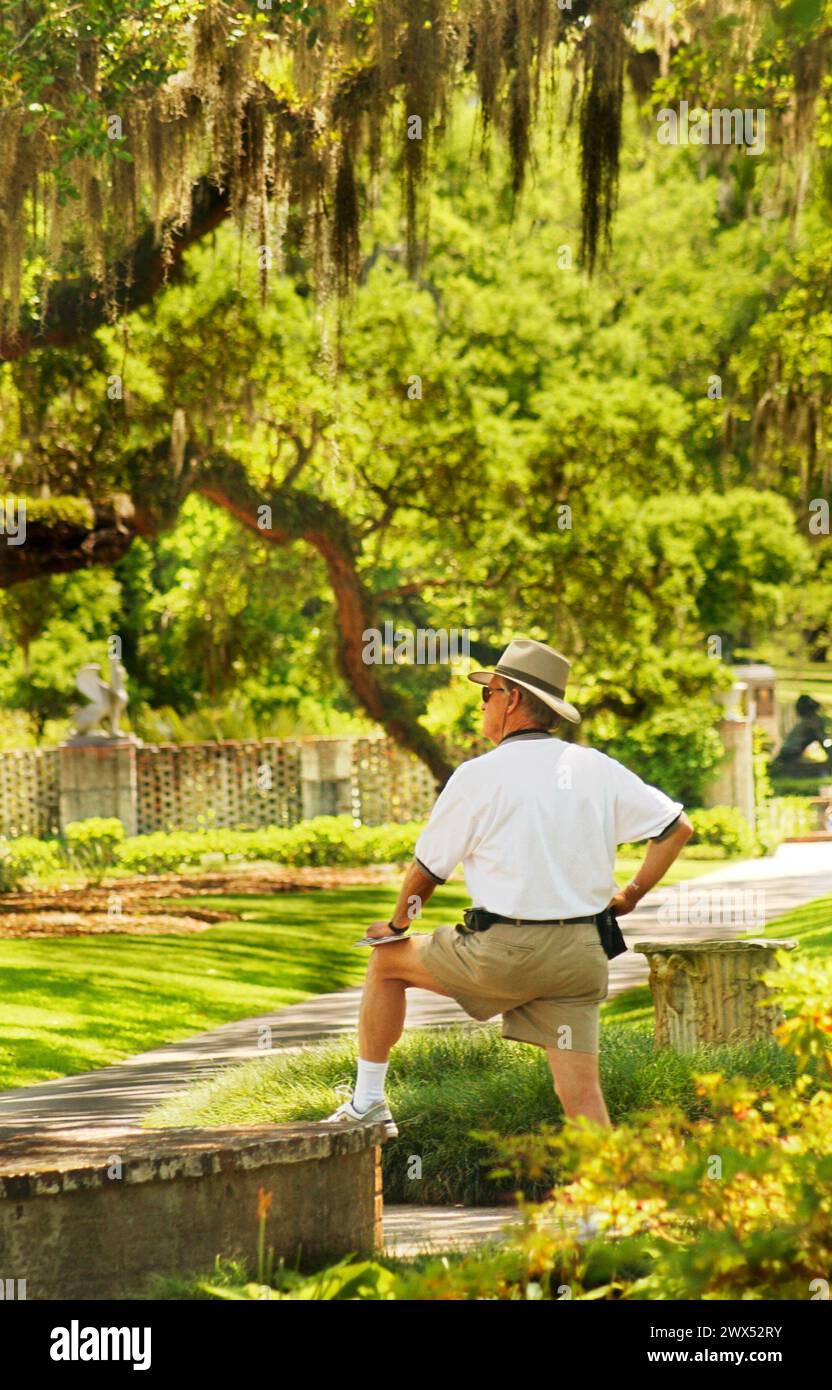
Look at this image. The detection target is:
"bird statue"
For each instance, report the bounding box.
[70,656,129,738]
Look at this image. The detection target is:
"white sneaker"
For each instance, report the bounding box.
[320,1092,398,1138]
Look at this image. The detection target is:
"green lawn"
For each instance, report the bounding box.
[0,856,744,1092]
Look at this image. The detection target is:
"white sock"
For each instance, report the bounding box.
[352,1058,389,1112]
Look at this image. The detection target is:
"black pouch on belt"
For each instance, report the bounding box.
[594,906,628,960]
[459,907,498,935]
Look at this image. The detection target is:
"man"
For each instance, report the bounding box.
[322,638,693,1137]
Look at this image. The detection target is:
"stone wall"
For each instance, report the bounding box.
[0,1123,387,1300]
[0,747,60,838]
[0,735,440,837]
[136,738,305,833]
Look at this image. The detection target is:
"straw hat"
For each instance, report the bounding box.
[468,638,581,724]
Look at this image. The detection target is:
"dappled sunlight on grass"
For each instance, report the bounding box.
[0,868,817,1092]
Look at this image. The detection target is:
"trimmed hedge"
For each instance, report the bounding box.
[1,817,422,886]
[114,817,425,875]
[3,791,798,891]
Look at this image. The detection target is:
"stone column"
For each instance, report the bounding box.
[57,737,140,835]
[632,938,797,1051]
[300,738,354,820]
[703,681,756,830]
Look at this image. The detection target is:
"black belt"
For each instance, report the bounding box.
[493,914,596,927]
[456,906,627,959]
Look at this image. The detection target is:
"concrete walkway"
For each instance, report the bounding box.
[1,841,831,1256]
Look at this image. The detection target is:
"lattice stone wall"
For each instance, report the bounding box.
[135,739,304,834]
[0,736,442,838]
[0,748,60,837]
[351,738,439,825]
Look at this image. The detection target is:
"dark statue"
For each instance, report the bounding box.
[770,694,832,776]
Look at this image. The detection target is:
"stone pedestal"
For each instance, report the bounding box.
[57,737,140,835]
[300,738,354,819]
[632,938,797,1051]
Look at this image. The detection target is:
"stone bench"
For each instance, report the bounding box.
[0,1122,389,1300]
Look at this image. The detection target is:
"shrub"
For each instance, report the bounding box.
[687,804,755,857]
[115,828,254,875]
[0,834,63,891]
[63,817,126,877]
[771,774,829,798]
[347,821,423,865]
[273,817,360,867]
[756,796,820,855]
[111,818,424,875]
[593,705,725,806]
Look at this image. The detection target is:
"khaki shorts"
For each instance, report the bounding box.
[418,920,609,1054]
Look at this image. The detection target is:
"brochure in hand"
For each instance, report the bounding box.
[353,930,413,946]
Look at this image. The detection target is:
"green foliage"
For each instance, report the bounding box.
[688,805,757,858]
[0,834,62,891]
[753,723,775,808]
[113,816,424,875]
[593,704,725,806]
[196,1253,400,1302]
[15,497,96,528]
[63,817,126,877]
[0,570,123,737]
[771,774,830,797]
[1,86,824,761]
[756,796,819,855]
[620,802,758,861]
[0,817,425,882]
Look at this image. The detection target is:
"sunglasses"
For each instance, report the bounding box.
[481,686,509,704]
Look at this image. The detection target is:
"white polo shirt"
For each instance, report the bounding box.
[413,733,684,920]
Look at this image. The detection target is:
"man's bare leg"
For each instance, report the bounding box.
[358,936,454,1062]
[545,1046,612,1130]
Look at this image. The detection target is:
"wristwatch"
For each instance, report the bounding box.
[387,918,409,934]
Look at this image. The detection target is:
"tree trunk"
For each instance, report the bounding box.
[198,456,454,787]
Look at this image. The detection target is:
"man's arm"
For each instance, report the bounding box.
[365,859,442,938]
[610,812,694,916]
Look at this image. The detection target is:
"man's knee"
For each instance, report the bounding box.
[369,936,454,997]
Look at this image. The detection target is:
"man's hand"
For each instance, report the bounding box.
[608,882,642,917]
[365,919,403,941]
